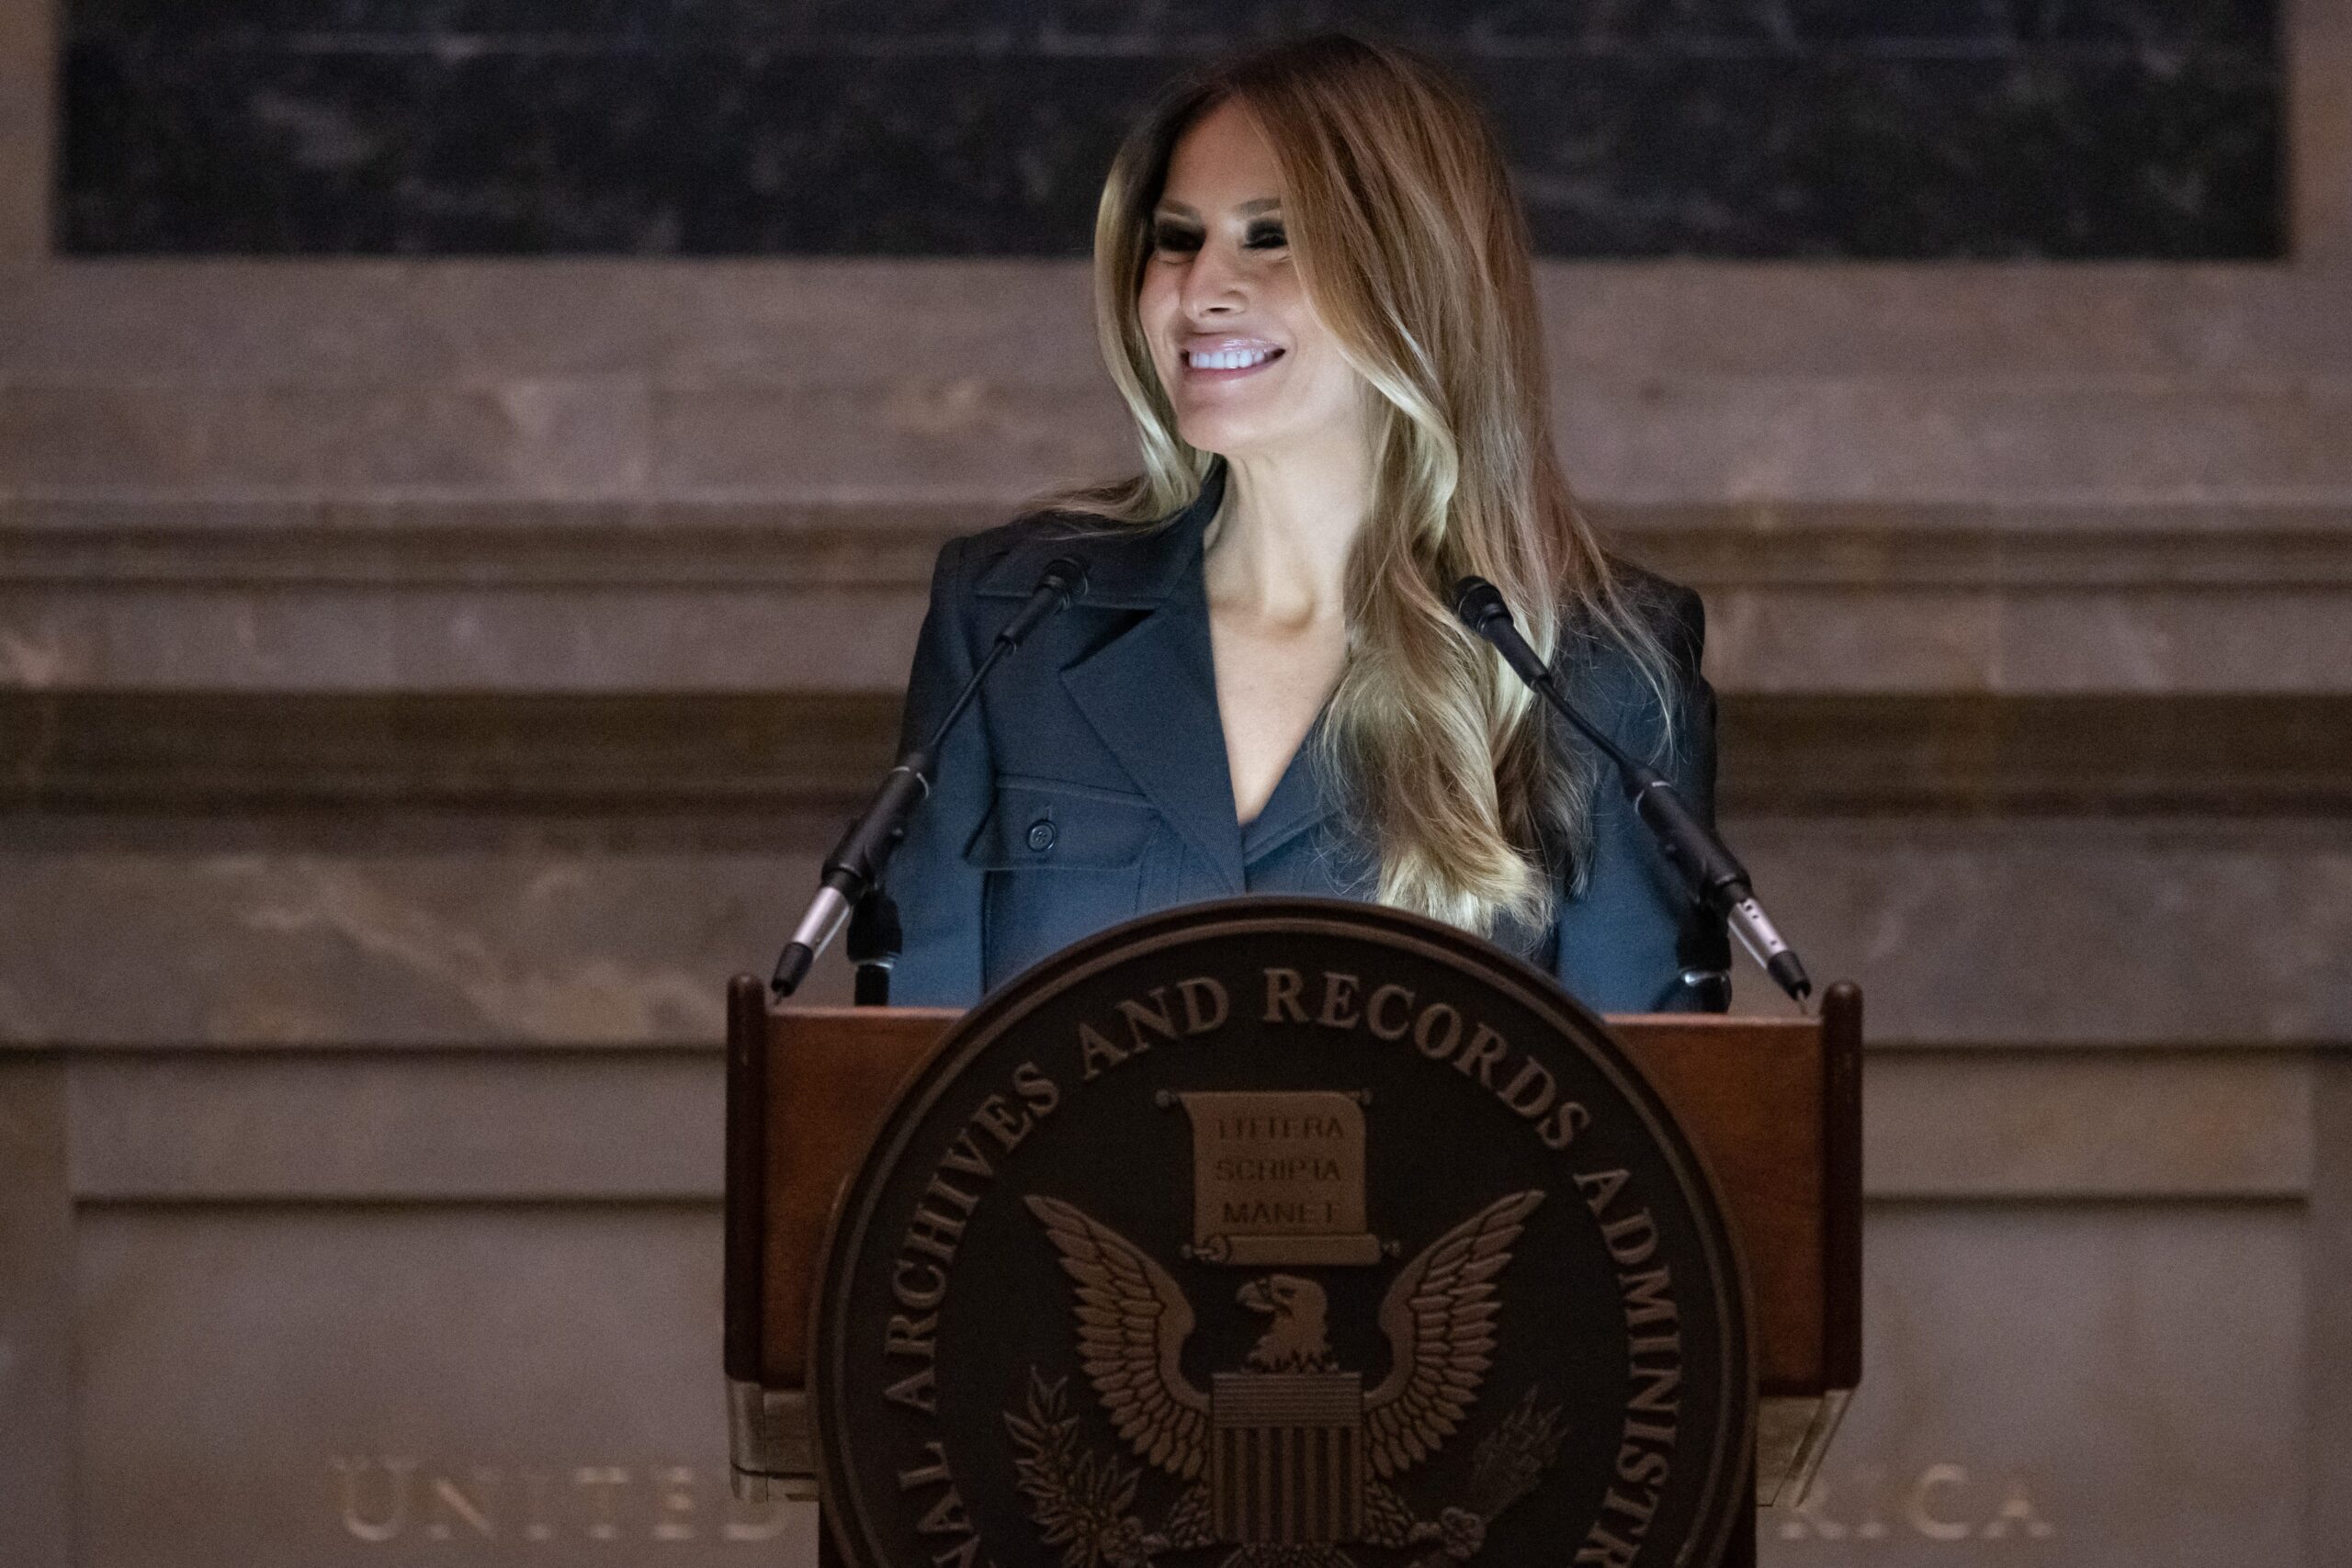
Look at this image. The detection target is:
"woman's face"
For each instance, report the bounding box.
[1137,98,1367,465]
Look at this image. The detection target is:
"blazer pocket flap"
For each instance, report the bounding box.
[964,780,1157,871]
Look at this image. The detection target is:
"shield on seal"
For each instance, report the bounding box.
[1210,1371,1365,1545]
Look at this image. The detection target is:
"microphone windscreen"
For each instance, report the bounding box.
[1452,574,1508,630]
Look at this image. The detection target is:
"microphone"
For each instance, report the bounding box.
[771,556,1089,997]
[1453,575,1813,1006]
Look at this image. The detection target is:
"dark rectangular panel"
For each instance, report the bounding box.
[58,1,2281,257]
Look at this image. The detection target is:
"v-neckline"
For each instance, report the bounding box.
[1185,544,1340,856]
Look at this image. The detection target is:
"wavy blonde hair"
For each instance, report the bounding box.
[1049,34,1677,936]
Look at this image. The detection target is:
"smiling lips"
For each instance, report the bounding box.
[1182,337,1285,378]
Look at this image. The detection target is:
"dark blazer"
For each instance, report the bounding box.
[884,464,1732,1012]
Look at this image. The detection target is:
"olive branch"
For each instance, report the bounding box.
[1005,1370,1157,1568]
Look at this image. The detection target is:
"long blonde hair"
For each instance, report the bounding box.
[1050,34,1677,936]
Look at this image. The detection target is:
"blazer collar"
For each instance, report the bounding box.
[972,461,1227,608]
[996,461,1339,891]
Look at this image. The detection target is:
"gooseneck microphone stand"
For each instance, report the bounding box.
[770,557,1089,998]
[1453,575,1814,1006]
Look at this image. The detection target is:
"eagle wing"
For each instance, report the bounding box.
[1023,1194,1212,1479]
[1361,1189,1544,1478]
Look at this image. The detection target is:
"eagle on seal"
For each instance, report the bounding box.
[1023,1189,1544,1567]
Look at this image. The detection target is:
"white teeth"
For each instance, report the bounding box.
[1188,348,1276,370]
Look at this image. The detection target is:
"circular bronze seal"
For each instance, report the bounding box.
[814,897,1752,1568]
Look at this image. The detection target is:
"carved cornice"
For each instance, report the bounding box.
[5,691,2346,819]
[6,498,2352,591]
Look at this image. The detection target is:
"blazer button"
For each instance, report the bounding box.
[1025,819,1057,853]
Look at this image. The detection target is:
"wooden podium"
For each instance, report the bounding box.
[723,976,1860,1564]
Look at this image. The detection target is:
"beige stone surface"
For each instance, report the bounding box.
[0,817,2344,1049]
[1864,1050,2312,1199]
[0,0,50,261]
[0,1058,72,1568]
[0,814,2345,1049]
[1741,818,2352,1046]
[2292,0,2352,266]
[0,380,655,497]
[5,364,2346,509]
[2309,1058,2352,1549]
[5,263,2348,384]
[68,1050,723,1201]
[0,581,928,691]
[52,1194,2309,1568]
[1764,1203,2304,1567]
[7,505,2350,694]
[0,841,842,1046]
[73,1204,820,1568]
[2,264,2347,515]
[53,1040,2312,1205]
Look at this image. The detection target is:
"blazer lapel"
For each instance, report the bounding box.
[1061,572,1249,895]
[978,465,1250,896]
[1240,706,1344,865]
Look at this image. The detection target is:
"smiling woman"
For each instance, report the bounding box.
[883,34,1729,1012]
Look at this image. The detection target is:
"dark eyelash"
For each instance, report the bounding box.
[1246,221,1287,248]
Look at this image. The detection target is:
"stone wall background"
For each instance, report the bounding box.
[2,0,2349,1563]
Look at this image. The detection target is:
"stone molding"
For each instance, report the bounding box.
[5,690,2347,819]
[7,497,2352,591]
[33,1041,2318,1205]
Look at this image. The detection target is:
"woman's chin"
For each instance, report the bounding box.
[1175,414,1293,462]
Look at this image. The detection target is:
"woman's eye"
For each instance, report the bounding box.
[1245,222,1288,250]
[1151,225,1203,254]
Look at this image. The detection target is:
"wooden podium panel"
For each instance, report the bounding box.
[725,980,1860,1511]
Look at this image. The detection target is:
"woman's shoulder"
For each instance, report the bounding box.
[1603,558,1706,669]
[929,494,1210,611]
[1559,558,1706,680]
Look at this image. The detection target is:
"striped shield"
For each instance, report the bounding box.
[1209,1372,1366,1545]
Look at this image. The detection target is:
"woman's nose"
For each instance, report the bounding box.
[1180,243,1247,318]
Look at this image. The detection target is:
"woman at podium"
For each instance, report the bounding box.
[884,34,1729,1013]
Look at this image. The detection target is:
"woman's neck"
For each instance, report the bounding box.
[1204,438,1373,627]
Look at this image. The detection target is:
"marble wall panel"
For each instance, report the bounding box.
[0,0,50,259]
[1538,264,2352,378]
[0,261,1108,386]
[2290,0,2352,265]
[6,367,2348,508]
[52,1195,2310,1568]
[1740,816,2352,1046]
[44,1040,2329,1232]
[0,839,848,1047]
[9,510,2351,694]
[49,1041,2317,1208]
[648,380,1131,499]
[1863,1049,2312,1199]
[0,582,927,691]
[0,379,653,497]
[68,1049,722,1201]
[0,1058,73,1568]
[52,1,2283,259]
[1701,583,2352,695]
[71,1203,820,1568]
[6,263,2351,389]
[1,815,2346,1050]
[1555,372,2352,505]
[2308,1056,2352,1546]
[1760,1202,2304,1568]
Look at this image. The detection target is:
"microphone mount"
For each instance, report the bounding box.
[1453,575,1814,1006]
[771,556,1089,997]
